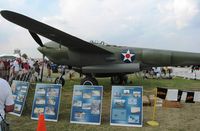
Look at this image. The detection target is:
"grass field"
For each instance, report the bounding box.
[7,75,200,131]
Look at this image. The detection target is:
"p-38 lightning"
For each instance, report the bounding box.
[1,10,200,85]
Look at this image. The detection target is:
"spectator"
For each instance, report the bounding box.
[0,78,14,129]
[0,59,5,78]
[12,58,20,79]
[47,62,51,79]
[20,60,30,81]
[28,58,34,69]
[33,61,40,81]
[3,60,10,81]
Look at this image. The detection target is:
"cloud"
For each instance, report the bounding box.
[157,0,199,29]
[52,0,154,43]
[0,26,42,58]
[1,0,200,58]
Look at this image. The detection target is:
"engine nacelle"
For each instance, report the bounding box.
[82,63,140,74]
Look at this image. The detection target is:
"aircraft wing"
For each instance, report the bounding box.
[0,10,112,54]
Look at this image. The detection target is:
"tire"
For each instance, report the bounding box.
[111,76,121,85]
[54,77,65,86]
[80,77,98,85]
[111,75,128,85]
[121,75,128,84]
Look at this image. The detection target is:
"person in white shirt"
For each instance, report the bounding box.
[28,58,34,69]
[10,58,21,82]
[12,59,20,74]
[0,78,14,130]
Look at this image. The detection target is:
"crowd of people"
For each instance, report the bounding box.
[143,67,173,79]
[0,56,54,130]
[0,57,52,84]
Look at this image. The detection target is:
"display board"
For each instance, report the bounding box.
[70,85,103,125]
[110,86,143,127]
[10,80,30,116]
[31,83,62,122]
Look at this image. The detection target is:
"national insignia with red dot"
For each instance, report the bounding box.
[121,49,135,63]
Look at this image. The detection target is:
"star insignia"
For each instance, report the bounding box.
[121,49,135,63]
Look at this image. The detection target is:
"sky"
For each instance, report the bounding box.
[0,0,200,58]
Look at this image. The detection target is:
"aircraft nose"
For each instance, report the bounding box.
[37,46,43,53]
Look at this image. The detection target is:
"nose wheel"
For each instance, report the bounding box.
[54,77,65,86]
[111,75,128,85]
[80,76,98,85]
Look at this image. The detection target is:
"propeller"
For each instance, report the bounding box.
[28,30,45,82]
[40,54,45,82]
[29,30,44,47]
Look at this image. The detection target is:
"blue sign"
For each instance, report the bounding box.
[31,84,62,122]
[70,85,103,125]
[10,80,29,116]
[110,86,143,127]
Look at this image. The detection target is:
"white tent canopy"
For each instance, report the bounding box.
[0,53,20,59]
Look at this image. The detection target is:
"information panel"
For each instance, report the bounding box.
[110,86,143,127]
[31,84,62,122]
[70,85,103,125]
[10,80,30,116]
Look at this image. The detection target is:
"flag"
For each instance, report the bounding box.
[157,87,167,99]
[181,92,187,101]
[185,92,195,103]
[194,91,200,102]
[177,90,183,102]
[166,89,178,101]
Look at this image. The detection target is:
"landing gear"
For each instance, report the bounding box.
[54,66,66,86]
[80,76,98,85]
[55,77,65,86]
[111,75,128,85]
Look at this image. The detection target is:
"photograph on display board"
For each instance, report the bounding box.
[110,86,143,127]
[111,109,127,121]
[113,91,122,98]
[92,90,101,96]
[9,80,30,116]
[35,97,46,105]
[128,98,137,105]
[123,89,130,96]
[31,84,62,122]
[16,94,25,102]
[14,104,22,112]
[34,107,44,114]
[74,90,82,96]
[131,107,140,113]
[20,86,28,93]
[73,100,82,107]
[47,88,59,97]
[36,87,46,95]
[113,99,126,108]
[128,115,140,123]
[74,112,86,121]
[70,85,103,125]
[47,96,57,105]
[133,91,141,98]
[13,95,17,101]
[45,106,56,115]
[83,92,92,99]
[91,100,101,114]
[82,103,92,110]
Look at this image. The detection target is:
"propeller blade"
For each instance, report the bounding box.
[40,54,45,82]
[29,30,44,47]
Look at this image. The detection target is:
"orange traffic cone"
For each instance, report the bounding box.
[37,113,47,131]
